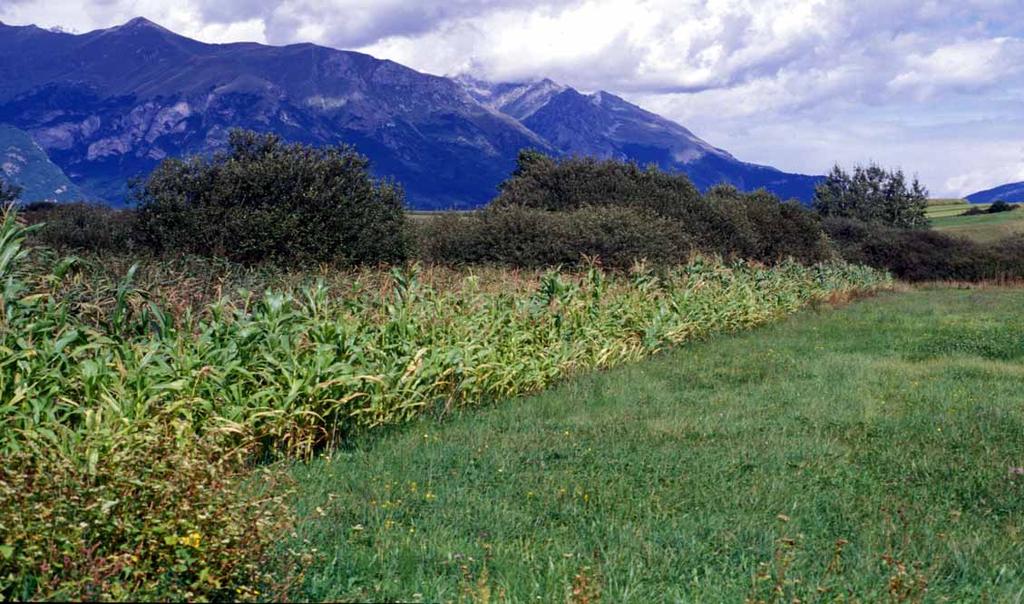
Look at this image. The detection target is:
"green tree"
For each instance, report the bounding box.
[494,150,704,218]
[813,163,929,228]
[134,130,410,265]
[491,150,739,251]
[705,185,833,264]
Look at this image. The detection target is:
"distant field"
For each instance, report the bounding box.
[286,287,1024,601]
[926,198,971,219]
[927,198,969,207]
[931,207,1024,242]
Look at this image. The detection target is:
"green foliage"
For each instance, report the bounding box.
[440,152,834,267]
[494,150,703,217]
[0,204,890,599]
[814,163,929,229]
[704,185,835,264]
[23,202,134,252]
[2,224,890,462]
[0,431,293,602]
[824,217,1024,282]
[2,205,891,460]
[988,200,1018,213]
[963,200,1019,216]
[416,205,692,269]
[493,152,739,253]
[133,130,410,265]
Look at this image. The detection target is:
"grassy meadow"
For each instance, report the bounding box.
[925,198,1024,242]
[931,209,1024,243]
[286,287,1024,602]
[924,199,972,219]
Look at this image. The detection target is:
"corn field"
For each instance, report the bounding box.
[0,209,892,462]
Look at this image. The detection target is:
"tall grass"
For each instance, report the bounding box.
[0,208,892,599]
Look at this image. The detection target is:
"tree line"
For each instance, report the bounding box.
[10,129,1023,281]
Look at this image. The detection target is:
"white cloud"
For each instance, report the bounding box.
[889,38,1024,99]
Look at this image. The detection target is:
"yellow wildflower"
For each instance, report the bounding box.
[177,531,202,548]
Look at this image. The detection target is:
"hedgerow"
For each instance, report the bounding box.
[419,153,834,267]
[824,217,1024,282]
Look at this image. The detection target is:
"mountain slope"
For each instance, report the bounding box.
[0,124,83,201]
[0,18,821,208]
[967,181,1024,204]
[0,18,548,208]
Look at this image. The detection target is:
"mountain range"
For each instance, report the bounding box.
[0,17,837,208]
[966,181,1024,204]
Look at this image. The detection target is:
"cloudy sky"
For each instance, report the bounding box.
[3,0,1023,196]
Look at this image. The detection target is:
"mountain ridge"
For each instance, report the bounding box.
[967,181,1024,204]
[0,17,822,208]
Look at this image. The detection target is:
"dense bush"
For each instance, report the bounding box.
[1,433,293,602]
[824,217,1024,281]
[134,130,410,265]
[416,205,692,268]
[989,200,1019,213]
[425,152,834,268]
[493,150,703,216]
[705,185,834,264]
[814,164,929,228]
[492,152,748,255]
[21,202,134,252]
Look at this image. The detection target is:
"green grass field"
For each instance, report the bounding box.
[931,209,1024,243]
[925,198,1024,242]
[925,198,971,219]
[285,287,1024,602]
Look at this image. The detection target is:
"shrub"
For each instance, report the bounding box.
[492,152,736,248]
[813,164,929,228]
[823,217,1024,282]
[134,130,410,265]
[705,185,834,264]
[992,235,1024,269]
[964,200,1019,215]
[416,205,692,269]
[990,200,1015,213]
[0,429,293,602]
[470,152,834,267]
[491,152,741,254]
[24,202,135,252]
[493,150,703,218]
